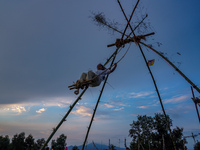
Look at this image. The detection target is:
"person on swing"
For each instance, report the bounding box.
[79,63,117,87]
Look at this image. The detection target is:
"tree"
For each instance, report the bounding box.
[72,145,79,150]
[194,141,200,150]
[11,132,26,150]
[36,138,46,150]
[129,115,154,150]
[25,134,35,150]
[0,135,10,150]
[151,113,173,150]
[129,113,187,150]
[51,134,67,150]
[110,144,116,150]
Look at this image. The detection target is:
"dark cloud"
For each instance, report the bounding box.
[0,1,107,104]
[0,0,200,108]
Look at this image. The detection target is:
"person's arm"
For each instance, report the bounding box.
[110,63,117,73]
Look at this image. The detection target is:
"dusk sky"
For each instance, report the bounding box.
[0,0,200,149]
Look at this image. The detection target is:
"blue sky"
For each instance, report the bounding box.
[0,0,200,149]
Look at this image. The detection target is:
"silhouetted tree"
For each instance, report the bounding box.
[25,134,35,150]
[51,134,67,150]
[11,132,26,150]
[129,115,154,150]
[110,144,116,150]
[72,145,79,150]
[0,135,10,150]
[129,113,187,150]
[36,138,46,150]
[194,141,200,150]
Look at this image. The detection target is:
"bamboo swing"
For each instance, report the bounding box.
[40,1,200,150]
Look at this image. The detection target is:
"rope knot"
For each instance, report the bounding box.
[133,36,141,44]
[115,38,124,48]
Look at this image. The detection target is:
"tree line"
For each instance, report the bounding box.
[0,113,200,150]
[0,133,68,150]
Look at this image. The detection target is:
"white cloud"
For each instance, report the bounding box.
[36,108,46,114]
[104,104,114,108]
[137,106,148,109]
[137,101,159,109]
[0,96,74,115]
[129,91,154,98]
[113,107,124,111]
[164,95,189,104]
[41,97,73,108]
[72,106,92,117]
[0,105,26,114]
[11,106,26,114]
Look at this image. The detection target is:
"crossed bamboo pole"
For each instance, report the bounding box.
[40,87,88,150]
[102,15,200,94]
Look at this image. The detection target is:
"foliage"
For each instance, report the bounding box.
[72,145,79,150]
[110,144,116,150]
[129,113,187,150]
[25,134,35,150]
[194,141,200,150]
[0,132,67,150]
[11,132,26,150]
[0,135,10,150]
[36,138,46,150]
[51,134,67,150]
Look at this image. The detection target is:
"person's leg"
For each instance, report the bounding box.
[87,71,101,87]
[80,73,87,82]
[87,70,96,80]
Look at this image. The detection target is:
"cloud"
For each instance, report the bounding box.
[11,106,26,114]
[137,106,148,109]
[103,104,114,108]
[113,107,124,111]
[164,95,189,104]
[0,104,26,114]
[72,106,92,117]
[129,91,154,98]
[0,96,72,110]
[41,97,73,108]
[36,108,46,114]
[137,101,159,109]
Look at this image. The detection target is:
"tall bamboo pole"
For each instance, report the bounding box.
[40,87,88,150]
[138,43,177,150]
[191,86,200,124]
[117,0,139,38]
[82,49,118,150]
